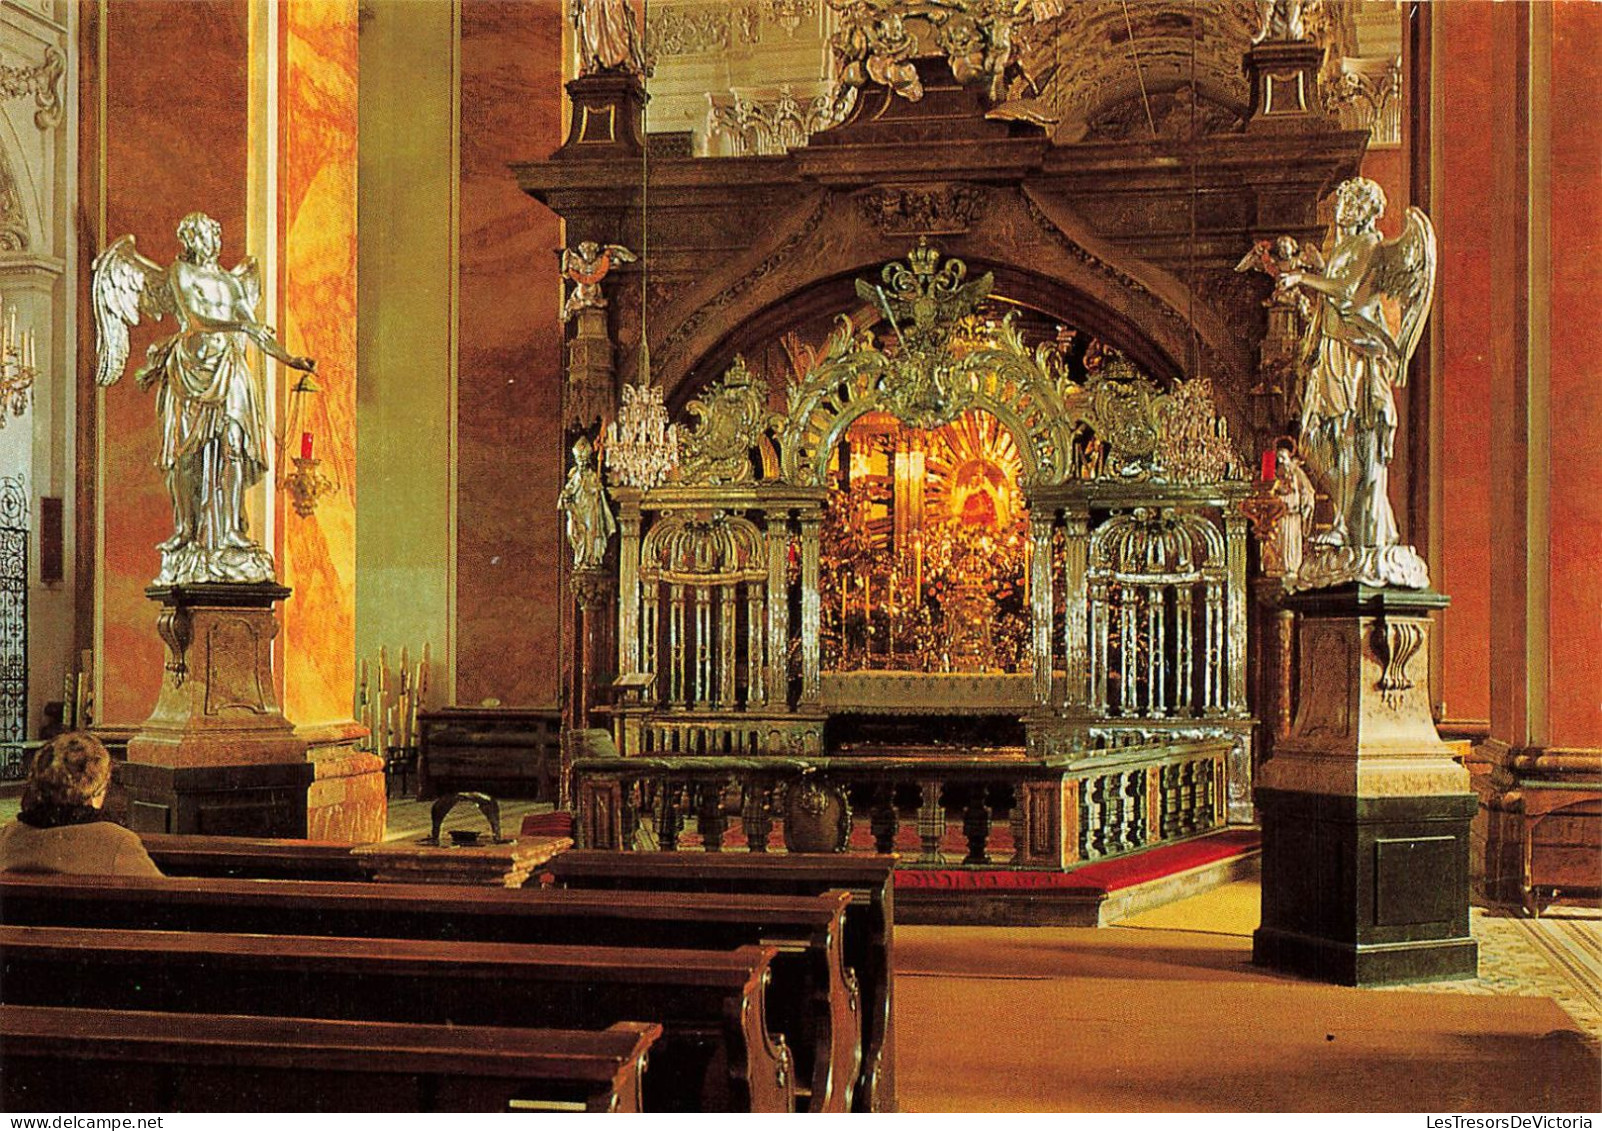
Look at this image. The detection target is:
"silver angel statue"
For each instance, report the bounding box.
[558,435,616,572]
[93,212,317,585]
[1277,177,1435,589]
[559,240,636,323]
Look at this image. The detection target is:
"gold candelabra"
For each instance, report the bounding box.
[0,292,38,427]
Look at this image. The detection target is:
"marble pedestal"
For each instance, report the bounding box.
[1253,584,1478,985]
[122,583,312,837]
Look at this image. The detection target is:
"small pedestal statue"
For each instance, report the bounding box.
[1251,179,1477,986]
[92,213,317,836]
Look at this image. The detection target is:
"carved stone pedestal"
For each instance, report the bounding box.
[1253,585,1478,985]
[1245,41,1331,131]
[122,583,312,837]
[558,72,645,156]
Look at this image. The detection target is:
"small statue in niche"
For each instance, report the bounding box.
[92,212,318,586]
[1272,445,1318,583]
[1275,176,1437,589]
[1251,0,1314,44]
[572,0,646,77]
[559,240,636,323]
[558,435,616,572]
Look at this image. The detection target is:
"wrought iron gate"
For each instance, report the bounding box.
[0,474,26,777]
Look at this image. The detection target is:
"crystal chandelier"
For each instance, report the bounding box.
[0,293,37,427]
[604,382,679,489]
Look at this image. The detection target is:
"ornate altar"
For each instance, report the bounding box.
[519,9,1367,866]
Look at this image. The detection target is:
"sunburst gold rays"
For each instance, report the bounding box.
[922,410,1026,531]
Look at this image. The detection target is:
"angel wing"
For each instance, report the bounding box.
[91,235,174,387]
[602,244,637,265]
[1366,206,1436,382]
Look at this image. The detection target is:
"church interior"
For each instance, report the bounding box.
[0,0,1599,1114]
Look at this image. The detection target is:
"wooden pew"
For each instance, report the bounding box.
[0,874,856,1113]
[0,924,792,1113]
[1,1004,659,1113]
[544,850,899,1114]
[140,832,374,882]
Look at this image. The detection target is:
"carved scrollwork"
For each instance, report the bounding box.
[0,45,64,130]
[854,183,988,237]
[678,356,781,485]
[1372,618,1425,709]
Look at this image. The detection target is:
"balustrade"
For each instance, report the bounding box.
[574,738,1231,870]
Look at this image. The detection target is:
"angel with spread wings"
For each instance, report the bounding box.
[93,212,317,585]
[559,240,636,323]
[1277,177,1435,584]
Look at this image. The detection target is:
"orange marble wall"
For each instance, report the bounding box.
[1544,3,1602,747]
[1432,2,1495,728]
[83,0,252,726]
[279,0,360,730]
[455,1,566,709]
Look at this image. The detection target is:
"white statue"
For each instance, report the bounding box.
[558,435,616,571]
[1252,0,1312,44]
[1276,177,1436,589]
[1273,446,1317,583]
[573,0,646,77]
[92,212,317,585]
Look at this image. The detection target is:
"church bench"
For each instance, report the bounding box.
[0,874,852,1113]
[0,924,793,1113]
[139,832,376,882]
[0,1003,660,1113]
[542,849,898,1113]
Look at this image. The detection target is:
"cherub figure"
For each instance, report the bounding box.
[1277,176,1436,588]
[92,212,317,585]
[559,240,637,323]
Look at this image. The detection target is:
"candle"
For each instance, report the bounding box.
[300,432,314,460]
[1261,448,1277,482]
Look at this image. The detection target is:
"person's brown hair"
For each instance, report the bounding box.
[23,731,112,809]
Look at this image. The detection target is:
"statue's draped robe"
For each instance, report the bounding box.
[139,314,270,549]
[1297,257,1401,550]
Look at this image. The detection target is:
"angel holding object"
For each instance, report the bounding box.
[559,240,636,323]
[93,211,317,586]
[1275,176,1435,589]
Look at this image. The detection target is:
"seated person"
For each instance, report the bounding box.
[0,731,161,876]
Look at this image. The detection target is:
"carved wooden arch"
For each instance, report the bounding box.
[647,184,1250,429]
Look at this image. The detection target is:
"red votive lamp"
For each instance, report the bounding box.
[300,432,314,461]
[1261,448,1276,482]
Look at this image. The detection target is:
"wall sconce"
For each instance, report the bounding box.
[0,292,38,427]
[277,371,335,517]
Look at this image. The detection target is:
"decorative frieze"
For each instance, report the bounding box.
[0,45,63,129]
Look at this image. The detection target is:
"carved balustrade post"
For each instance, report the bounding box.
[1029,510,1055,705]
[766,513,791,707]
[1062,510,1091,712]
[615,489,643,676]
[1225,509,1251,715]
[798,512,822,706]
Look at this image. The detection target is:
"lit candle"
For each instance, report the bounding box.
[1261,449,1277,482]
[300,432,314,460]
